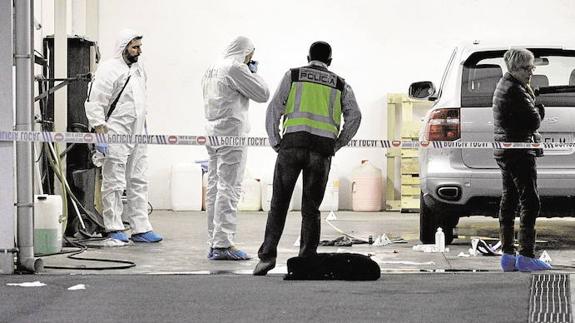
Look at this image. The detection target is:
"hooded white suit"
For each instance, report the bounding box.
[85,29,153,234]
[202,36,270,248]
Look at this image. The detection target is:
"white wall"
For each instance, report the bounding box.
[39,0,575,209]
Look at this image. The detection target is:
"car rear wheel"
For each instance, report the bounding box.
[419,192,457,245]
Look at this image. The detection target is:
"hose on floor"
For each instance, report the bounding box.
[38,236,136,270]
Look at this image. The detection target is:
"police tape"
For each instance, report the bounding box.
[0,130,573,149]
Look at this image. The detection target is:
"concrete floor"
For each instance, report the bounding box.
[7,211,574,322]
[37,210,575,275]
[1,273,533,323]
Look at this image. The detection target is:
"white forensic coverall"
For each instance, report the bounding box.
[85,29,153,234]
[202,36,270,248]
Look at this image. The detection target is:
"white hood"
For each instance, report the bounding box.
[113,29,142,58]
[223,36,254,62]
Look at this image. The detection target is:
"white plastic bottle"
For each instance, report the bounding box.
[435,227,445,252]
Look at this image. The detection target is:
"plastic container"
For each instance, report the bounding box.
[170,163,203,211]
[34,195,63,255]
[238,176,262,211]
[435,227,446,252]
[351,160,383,211]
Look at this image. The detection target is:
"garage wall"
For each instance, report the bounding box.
[36,0,575,209]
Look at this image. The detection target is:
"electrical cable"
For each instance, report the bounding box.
[58,143,77,159]
[33,107,136,270]
[45,141,105,229]
[38,143,137,270]
[40,236,136,270]
[50,142,69,232]
[35,145,44,163]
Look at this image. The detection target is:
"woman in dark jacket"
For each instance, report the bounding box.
[493,48,551,272]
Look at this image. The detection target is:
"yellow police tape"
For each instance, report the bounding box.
[0,130,573,149]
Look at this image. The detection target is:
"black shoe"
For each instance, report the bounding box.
[253,259,276,276]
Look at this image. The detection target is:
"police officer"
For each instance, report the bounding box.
[254,41,361,275]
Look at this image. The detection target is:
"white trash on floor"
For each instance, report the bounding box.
[68,284,86,291]
[539,250,552,264]
[412,244,450,253]
[7,281,46,287]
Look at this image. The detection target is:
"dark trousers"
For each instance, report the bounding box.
[496,155,540,258]
[257,148,331,261]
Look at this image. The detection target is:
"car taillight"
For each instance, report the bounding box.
[425,108,460,141]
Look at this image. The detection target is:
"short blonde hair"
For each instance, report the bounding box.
[504,48,534,72]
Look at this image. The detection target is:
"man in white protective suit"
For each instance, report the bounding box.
[85,29,162,244]
[202,36,270,260]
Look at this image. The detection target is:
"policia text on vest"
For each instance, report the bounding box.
[283,67,345,141]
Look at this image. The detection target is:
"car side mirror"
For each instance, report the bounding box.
[409,81,436,100]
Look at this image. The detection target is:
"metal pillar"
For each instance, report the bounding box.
[0,0,15,275]
[15,0,42,273]
[54,0,67,133]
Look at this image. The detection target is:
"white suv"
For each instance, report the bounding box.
[409,42,575,244]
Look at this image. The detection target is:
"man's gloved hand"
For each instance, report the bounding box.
[535,103,545,120]
[95,143,108,155]
[247,60,258,73]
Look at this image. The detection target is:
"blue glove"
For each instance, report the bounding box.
[95,143,108,155]
[247,60,258,73]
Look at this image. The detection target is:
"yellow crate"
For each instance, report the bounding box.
[400,120,421,139]
[385,200,401,211]
[387,93,405,104]
[401,184,420,196]
[401,197,420,212]
[402,174,420,185]
[401,150,419,158]
[400,158,419,174]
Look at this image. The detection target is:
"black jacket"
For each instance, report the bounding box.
[492,72,543,158]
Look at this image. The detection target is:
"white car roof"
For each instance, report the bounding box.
[456,41,575,60]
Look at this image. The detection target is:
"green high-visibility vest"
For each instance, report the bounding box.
[283,66,345,140]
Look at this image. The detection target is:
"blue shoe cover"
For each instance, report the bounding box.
[501,253,516,272]
[108,231,129,242]
[131,231,163,243]
[516,255,552,272]
[207,248,214,259]
[209,247,251,260]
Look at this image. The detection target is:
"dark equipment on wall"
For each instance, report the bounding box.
[40,36,104,236]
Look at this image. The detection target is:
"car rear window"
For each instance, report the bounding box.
[461,49,575,107]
